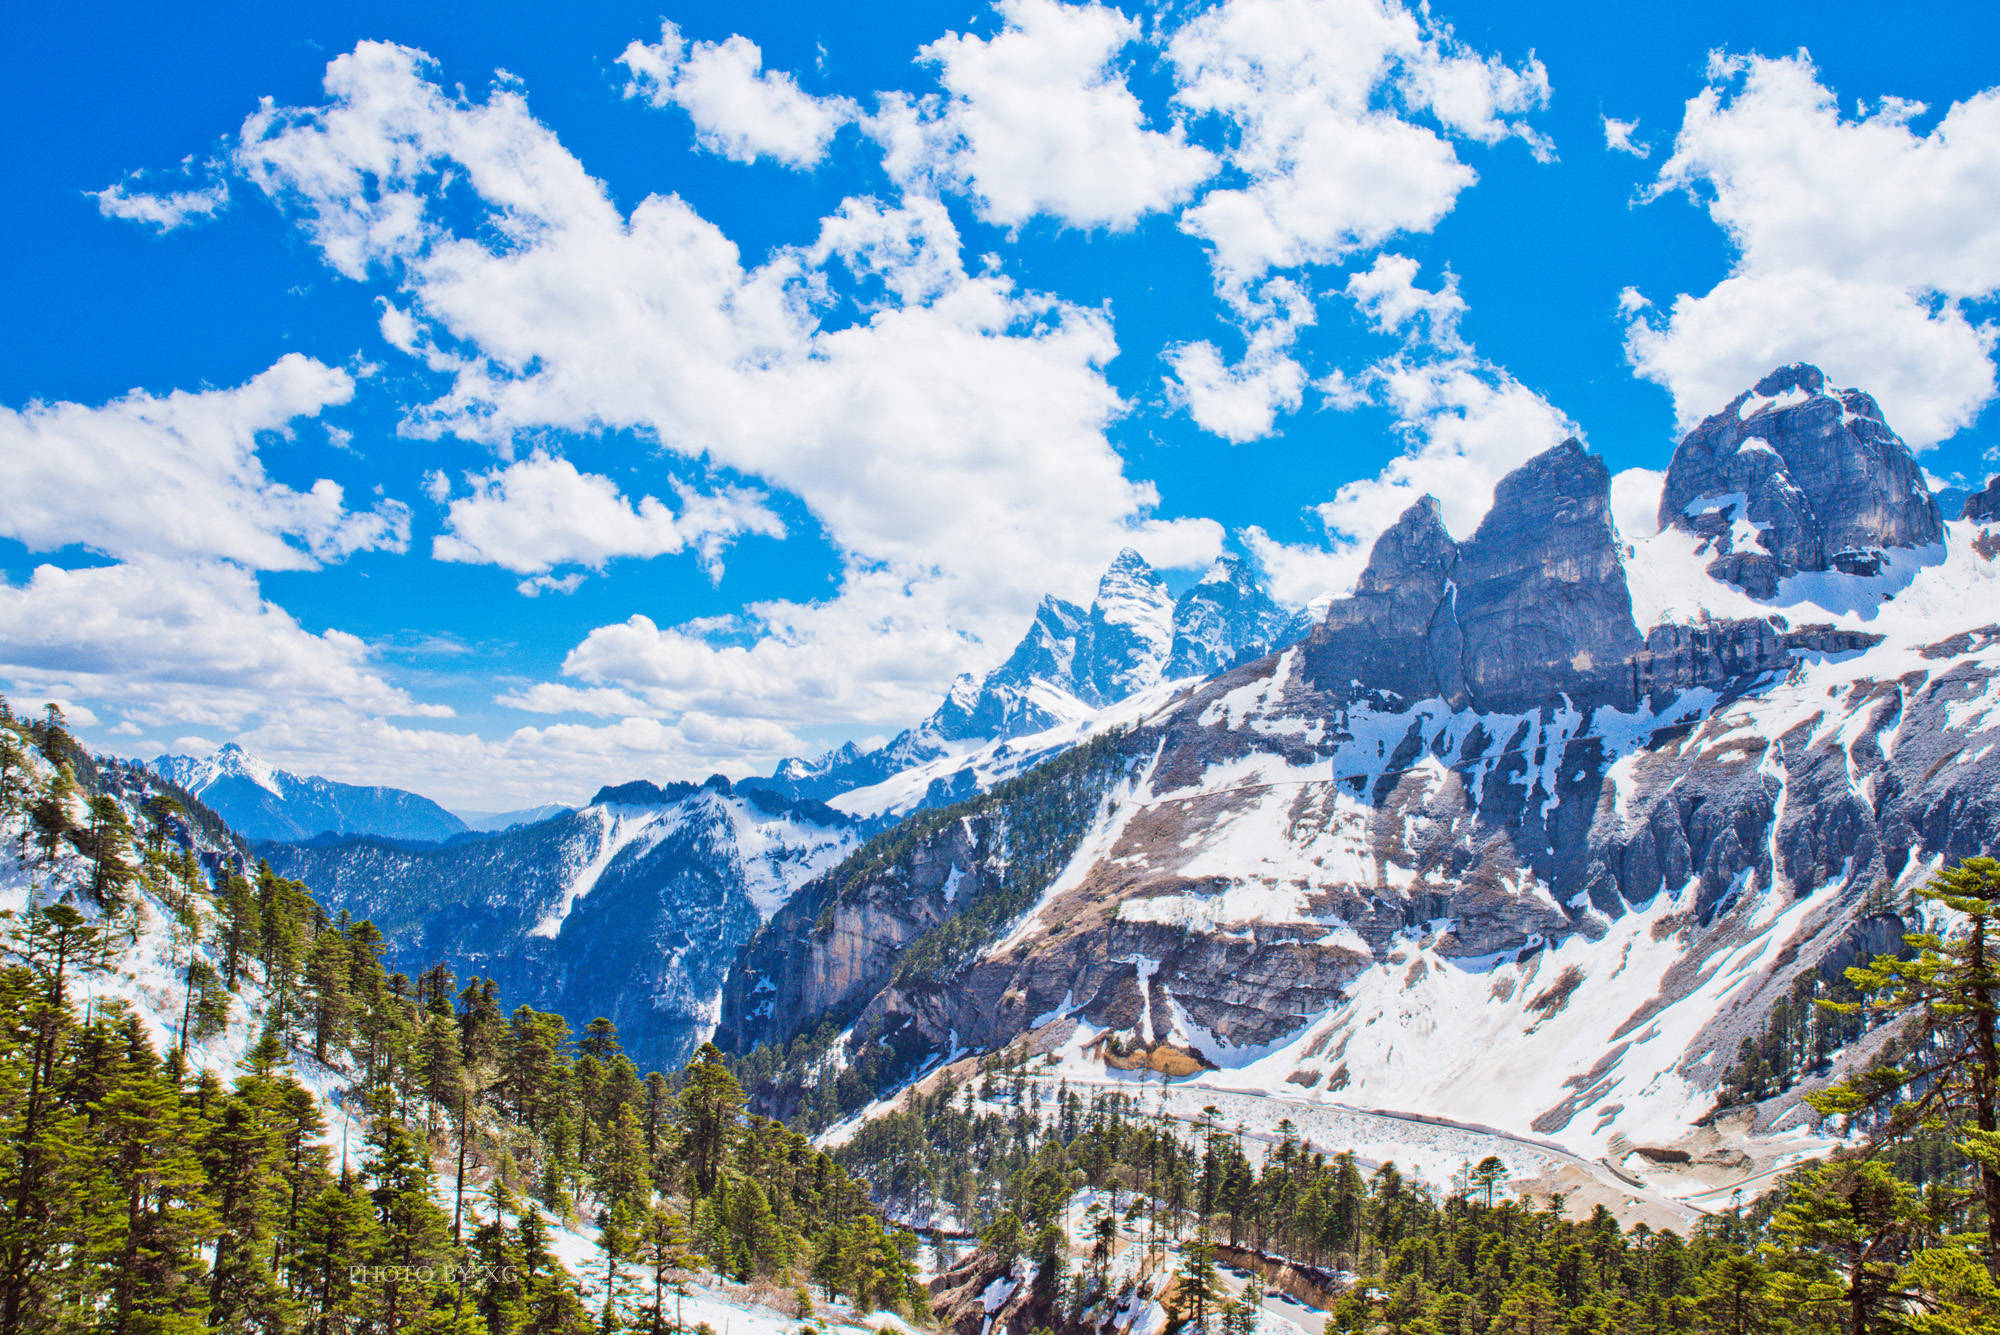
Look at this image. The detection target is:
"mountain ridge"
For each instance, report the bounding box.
[151,741,470,843]
[714,364,2000,1186]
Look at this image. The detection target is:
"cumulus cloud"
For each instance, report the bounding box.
[1169,0,1550,290]
[0,354,408,569]
[876,0,1216,231]
[618,21,857,168]
[230,41,1214,739]
[0,559,441,732]
[430,451,784,583]
[1625,50,2000,445]
[1164,277,1314,442]
[1245,255,1577,603]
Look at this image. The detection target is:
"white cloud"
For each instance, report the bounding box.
[1625,269,1995,448]
[1601,115,1649,157]
[879,0,1217,231]
[430,451,783,582]
[1345,253,1466,342]
[1165,277,1314,443]
[1626,50,2000,445]
[1168,0,1550,289]
[1244,255,1577,604]
[95,180,229,230]
[233,41,1216,740]
[516,572,586,598]
[0,559,440,732]
[0,554,815,807]
[618,21,858,168]
[1164,341,1305,444]
[1319,353,1579,542]
[0,354,408,569]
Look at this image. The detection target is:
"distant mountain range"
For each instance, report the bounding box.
[264,776,854,1069]
[150,743,473,843]
[745,549,1307,813]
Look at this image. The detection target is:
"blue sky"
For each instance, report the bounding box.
[3,0,1996,808]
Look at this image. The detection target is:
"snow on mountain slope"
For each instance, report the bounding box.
[728,367,2000,1208]
[150,741,469,842]
[749,550,1305,814]
[265,777,856,1069]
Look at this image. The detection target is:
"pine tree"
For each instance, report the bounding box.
[204,1092,293,1333]
[28,763,76,871]
[294,1181,379,1335]
[303,929,353,1067]
[679,1045,744,1197]
[1817,856,2000,1278]
[517,1209,591,1335]
[366,1120,451,1335]
[640,1205,691,1335]
[598,1200,639,1332]
[600,1104,652,1222]
[86,1041,218,1334]
[219,875,260,991]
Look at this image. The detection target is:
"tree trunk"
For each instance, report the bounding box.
[1973,912,2000,1280]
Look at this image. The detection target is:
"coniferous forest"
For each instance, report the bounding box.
[0,700,921,1334]
[7,693,2000,1335]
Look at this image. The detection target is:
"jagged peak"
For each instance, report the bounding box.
[1473,437,1610,543]
[1354,495,1457,596]
[1093,546,1167,605]
[1966,475,2000,525]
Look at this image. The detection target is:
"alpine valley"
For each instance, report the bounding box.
[205,361,2000,1221]
[11,361,2000,1335]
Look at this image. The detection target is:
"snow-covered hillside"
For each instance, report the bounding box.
[725,365,2000,1212]
[266,775,856,1070]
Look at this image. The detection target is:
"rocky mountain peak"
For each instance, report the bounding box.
[1305,493,1464,703]
[1456,436,1640,710]
[1305,439,1639,711]
[1094,546,1167,603]
[1966,475,2000,525]
[1168,554,1305,680]
[149,744,466,843]
[1084,548,1175,702]
[1659,362,1942,595]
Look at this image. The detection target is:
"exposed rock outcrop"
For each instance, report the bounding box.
[1302,438,1641,712]
[720,366,2000,1154]
[1658,363,1942,595]
[1966,475,2000,525]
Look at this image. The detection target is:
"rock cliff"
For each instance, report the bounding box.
[722,366,2000,1162]
[1658,363,1943,595]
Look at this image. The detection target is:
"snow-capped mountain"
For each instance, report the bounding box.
[750,548,1305,815]
[721,365,2000,1193]
[151,742,468,843]
[263,775,855,1070]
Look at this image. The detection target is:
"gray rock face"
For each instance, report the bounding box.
[1456,438,1643,711]
[1658,363,1943,595]
[718,371,1999,1147]
[1309,495,1463,704]
[1628,619,1883,700]
[1966,476,2000,525]
[1303,439,1641,712]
